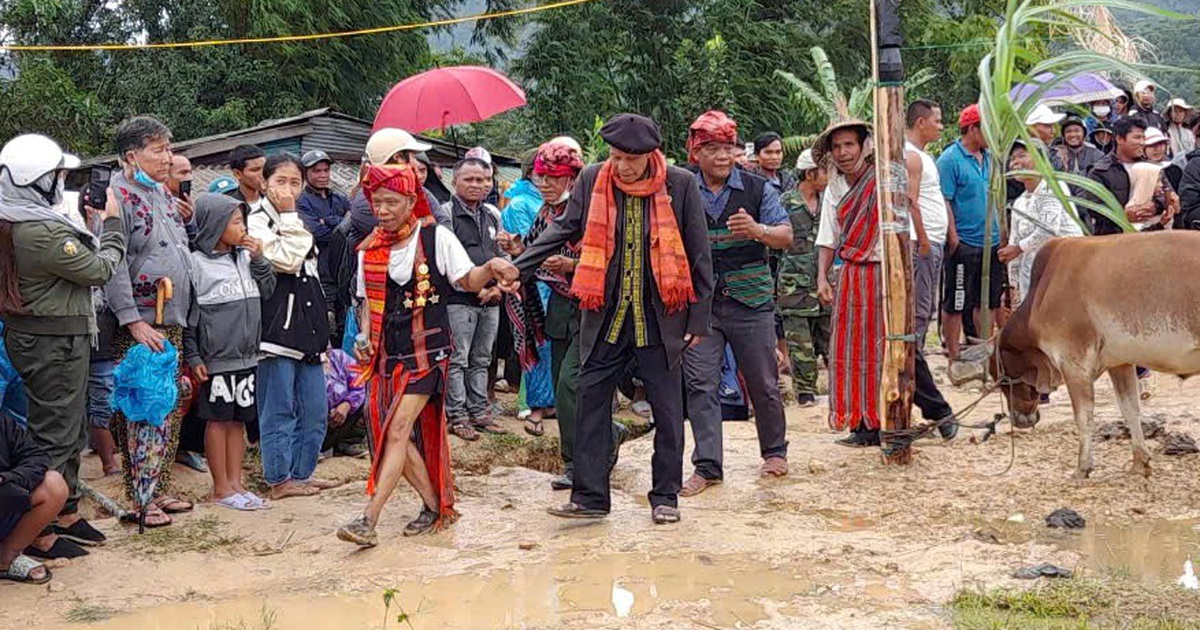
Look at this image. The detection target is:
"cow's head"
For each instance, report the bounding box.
[989,333,1058,429]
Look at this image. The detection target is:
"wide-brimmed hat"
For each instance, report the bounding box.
[812,118,871,165]
[1166,98,1194,116]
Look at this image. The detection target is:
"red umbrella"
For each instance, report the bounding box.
[373,66,527,133]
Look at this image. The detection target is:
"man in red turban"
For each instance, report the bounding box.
[335,164,519,547]
[679,111,795,497]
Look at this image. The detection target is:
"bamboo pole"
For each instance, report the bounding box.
[871,0,915,465]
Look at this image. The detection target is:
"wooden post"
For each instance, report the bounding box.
[871,0,915,465]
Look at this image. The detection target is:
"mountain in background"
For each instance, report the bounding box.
[1120,0,1200,103]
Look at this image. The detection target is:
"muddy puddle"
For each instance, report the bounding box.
[981,515,1200,584]
[1059,518,1200,583]
[57,552,810,629]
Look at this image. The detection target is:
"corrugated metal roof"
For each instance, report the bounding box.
[82,107,518,167]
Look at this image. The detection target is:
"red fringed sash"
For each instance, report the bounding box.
[359,220,458,530]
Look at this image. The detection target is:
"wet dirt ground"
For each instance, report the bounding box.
[8,357,1200,629]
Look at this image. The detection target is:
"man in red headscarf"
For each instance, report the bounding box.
[499,140,632,492]
[679,111,794,497]
[514,113,713,525]
[335,163,519,547]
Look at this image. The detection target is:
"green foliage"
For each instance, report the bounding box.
[972,0,1191,334]
[0,0,444,155]
[0,55,111,155]
[509,0,1032,159]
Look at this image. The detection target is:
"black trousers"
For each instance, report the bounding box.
[572,323,684,512]
[914,350,952,421]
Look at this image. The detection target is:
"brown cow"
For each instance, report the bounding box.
[993,231,1200,479]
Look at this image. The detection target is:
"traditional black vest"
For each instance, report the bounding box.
[706,172,774,309]
[382,226,455,374]
[447,198,501,307]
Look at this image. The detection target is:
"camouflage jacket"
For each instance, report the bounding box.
[776,190,825,316]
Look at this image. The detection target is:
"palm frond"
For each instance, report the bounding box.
[781,133,819,155]
[775,69,837,120]
[809,46,841,104]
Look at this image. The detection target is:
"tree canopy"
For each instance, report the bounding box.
[0,0,1192,159]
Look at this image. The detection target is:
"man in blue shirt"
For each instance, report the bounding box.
[937,104,1002,366]
[679,111,794,497]
[298,150,351,342]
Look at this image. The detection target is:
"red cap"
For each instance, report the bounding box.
[959,104,982,130]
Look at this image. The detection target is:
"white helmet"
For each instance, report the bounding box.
[0,134,81,187]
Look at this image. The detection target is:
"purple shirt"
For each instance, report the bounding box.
[325,349,365,413]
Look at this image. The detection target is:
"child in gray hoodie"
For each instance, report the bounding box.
[183,194,275,511]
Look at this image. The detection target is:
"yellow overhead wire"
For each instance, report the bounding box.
[0,0,600,52]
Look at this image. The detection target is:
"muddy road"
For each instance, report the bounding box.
[8,357,1200,629]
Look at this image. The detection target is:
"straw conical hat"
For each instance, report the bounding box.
[812,118,871,165]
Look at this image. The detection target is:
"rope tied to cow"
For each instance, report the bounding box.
[879,336,1021,476]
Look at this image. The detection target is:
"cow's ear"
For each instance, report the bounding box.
[1022,351,1060,394]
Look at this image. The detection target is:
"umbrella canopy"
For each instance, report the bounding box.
[373,66,527,133]
[1010,72,1125,107]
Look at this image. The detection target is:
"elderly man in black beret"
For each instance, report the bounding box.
[515,113,713,524]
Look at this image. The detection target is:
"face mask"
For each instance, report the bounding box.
[30,171,64,207]
[130,157,160,189]
[554,190,571,205]
[1093,105,1111,118]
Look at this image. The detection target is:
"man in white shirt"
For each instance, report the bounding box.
[904,100,956,439]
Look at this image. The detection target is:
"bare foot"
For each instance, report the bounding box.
[270,481,320,500]
[305,478,344,490]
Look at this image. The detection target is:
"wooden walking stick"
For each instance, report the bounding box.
[154,277,173,326]
[871,0,915,465]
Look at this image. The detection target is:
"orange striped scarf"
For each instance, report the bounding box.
[353,215,426,385]
[570,150,696,314]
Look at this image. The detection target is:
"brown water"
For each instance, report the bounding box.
[1059,518,1200,583]
[59,552,810,630]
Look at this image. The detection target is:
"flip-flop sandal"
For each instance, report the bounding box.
[240,493,272,510]
[119,506,172,528]
[524,418,545,437]
[25,537,89,560]
[546,502,608,519]
[652,506,681,524]
[154,496,194,514]
[0,555,52,585]
[216,494,257,512]
[449,423,480,441]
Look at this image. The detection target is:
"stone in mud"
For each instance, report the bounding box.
[518,541,538,551]
[808,459,828,475]
[1045,508,1086,529]
[1161,432,1199,456]
[1013,563,1073,579]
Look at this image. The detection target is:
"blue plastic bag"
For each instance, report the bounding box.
[341,305,360,356]
[0,322,27,429]
[111,340,179,427]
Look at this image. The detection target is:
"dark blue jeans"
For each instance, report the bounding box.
[257,357,327,486]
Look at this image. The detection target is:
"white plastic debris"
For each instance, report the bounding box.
[612,582,635,618]
[1007,513,1026,523]
[1178,558,1199,590]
